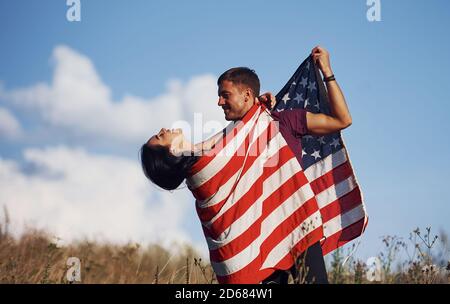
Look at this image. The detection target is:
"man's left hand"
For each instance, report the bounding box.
[311,46,333,78]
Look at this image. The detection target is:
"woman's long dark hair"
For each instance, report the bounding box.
[140,144,199,190]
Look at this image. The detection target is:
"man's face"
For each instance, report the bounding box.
[218,80,253,121]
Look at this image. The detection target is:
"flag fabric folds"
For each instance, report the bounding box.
[274,55,368,255]
[186,55,368,283]
[187,104,324,283]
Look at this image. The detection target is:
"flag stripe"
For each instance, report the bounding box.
[191,116,273,203]
[323,204,366,239]
[304,148,347,182]
[189,105,260,178]
[315,175,358,209]
[210,209,322,276]
[320,186,362,223]
[321,217,366,255]
[205,150,304,238]
[215,226,324,283]
[309,160,354,196]
[197,133,289,224]
[205,153,308,245]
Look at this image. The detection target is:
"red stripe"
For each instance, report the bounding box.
[307,156,367,255]
[195,132,276,222]
[190,129,252,200]
[310,160,354,195]
[320,186,362,223]
[321,217,366,256]
[192,155,244,201]
[215,227,323,283]
[196,139,292,223]
[270,226,324,272]
[257,201,322,266]
[207,146,298,236]
[192,117,278,201]
[208,175,314,262]
[189,104,261,176]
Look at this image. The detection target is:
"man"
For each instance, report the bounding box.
[216,46,352,284]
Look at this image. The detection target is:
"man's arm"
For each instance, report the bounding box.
[259,46,352,136]
[307,46,352,135]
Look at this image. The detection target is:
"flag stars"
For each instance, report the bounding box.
[304,98,310,108]
[308,81,316,92]
[299,77,308,88]
[318,136,326,145]
[306,61,310,70]
[311,149,321,160]
[302,149,307,157]
[282,93,291,104]
[313,101,320,111]
[293,93,304,104]
[330,137,340,149]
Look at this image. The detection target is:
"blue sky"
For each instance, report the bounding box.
[1,0,450,264]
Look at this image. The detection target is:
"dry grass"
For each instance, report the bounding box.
[0,224,216,284]
[327,227,450,284]
[1,208,449,284]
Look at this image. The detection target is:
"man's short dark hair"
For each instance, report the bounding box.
[217,67,260,98]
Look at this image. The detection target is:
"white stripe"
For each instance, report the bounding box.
[205,152,304,246]
[210,191,319,276]
[304,148,347,182]
[196,117,275,209]
[261,210,322,269]
[195,170,240,209]
[188,107,261,189]
[211,178,314,275]
[203,131,286,213]
[315,175,357,209]
[323,204,366,238]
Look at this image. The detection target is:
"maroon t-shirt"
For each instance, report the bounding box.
[270,109,308,167]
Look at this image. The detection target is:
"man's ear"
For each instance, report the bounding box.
[245,88,252,102]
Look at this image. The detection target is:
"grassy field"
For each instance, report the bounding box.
[1,217,449,284]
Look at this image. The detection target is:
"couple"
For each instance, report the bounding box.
[140,46,352,284]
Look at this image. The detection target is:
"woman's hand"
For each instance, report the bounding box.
[258,92,277,109]
[311,46,333,78]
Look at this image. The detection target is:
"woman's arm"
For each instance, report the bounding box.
[193,128,226,152]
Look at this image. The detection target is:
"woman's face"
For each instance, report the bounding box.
[147,128,185,153]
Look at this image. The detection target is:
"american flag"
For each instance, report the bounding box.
[187,104,324,283]
[274,55,368,255]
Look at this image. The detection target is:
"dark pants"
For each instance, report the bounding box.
[261,242,329,284]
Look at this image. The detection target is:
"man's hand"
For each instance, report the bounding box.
[311,46,333,78]
[258,92,277,109]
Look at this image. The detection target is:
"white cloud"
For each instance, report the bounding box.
[0,146,208,258]
[0,45,221,259]
[0,107,22,139]
[0,45,226,144]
